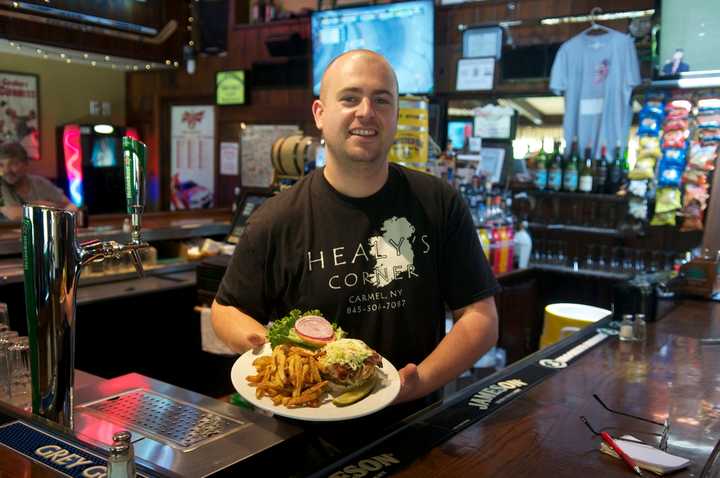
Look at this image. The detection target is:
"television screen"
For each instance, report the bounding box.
[311,0,434,95]
[90,136,119,168]
[659,0,720,77]
[447,120,473,150]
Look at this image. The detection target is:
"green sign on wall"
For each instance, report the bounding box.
[216,70,245,105]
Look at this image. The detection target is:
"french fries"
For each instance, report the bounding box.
[246,345,328,408]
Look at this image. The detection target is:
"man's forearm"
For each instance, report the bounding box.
[412,299,499,401]
[211,300,268,353]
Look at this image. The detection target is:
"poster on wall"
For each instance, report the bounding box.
[0,72,40,160]
[240,124,300,188]
[170,105,215,210]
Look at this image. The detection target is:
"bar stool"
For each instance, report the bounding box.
[540,303,611,349]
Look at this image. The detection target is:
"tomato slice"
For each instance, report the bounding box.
[294,315,334,340]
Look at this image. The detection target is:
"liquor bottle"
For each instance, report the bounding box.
[547,140,563,191]
[579,147,594,193]
[263,0,276,22]
[594,145,608,193]
[534,148,548,190]
[563,137,579,192]
[620,145,630,184]
[606,141,623,194]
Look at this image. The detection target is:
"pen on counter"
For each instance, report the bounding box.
[580,416,643,476]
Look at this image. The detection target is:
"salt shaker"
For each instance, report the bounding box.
[619,314,634,342]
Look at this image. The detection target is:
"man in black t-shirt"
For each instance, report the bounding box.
[212,50,500,404]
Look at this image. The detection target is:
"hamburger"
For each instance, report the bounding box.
[316,338,382,396]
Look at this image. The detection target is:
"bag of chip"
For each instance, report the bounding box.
[688,142,717,171]
[638,115,662,136]
[682,168,709,186]
[664,118,689,132]
[628,157,656,180]
[697,97,720,112]
[658,161,684,187]
[683,184,710,210]
[662,129,689,149]
[680,200,704,231]
[628,180,648,197]
[654,187,682,214]
[699,128,720,143]
[650,211,676,226]
[697,113,720,129]
[628,198,648,220]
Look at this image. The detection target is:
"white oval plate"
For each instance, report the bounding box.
[231,343,400,421]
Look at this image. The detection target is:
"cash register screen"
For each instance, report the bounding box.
[227,194,270,244]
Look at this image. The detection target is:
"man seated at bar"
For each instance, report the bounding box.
[0,142,77,221]
[212,49,500,404]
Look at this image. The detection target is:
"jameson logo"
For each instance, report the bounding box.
[327,453,401,478]
[467,379,528,410]
[307,217,429,291]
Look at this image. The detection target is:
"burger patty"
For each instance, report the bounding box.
[320,352,382,384]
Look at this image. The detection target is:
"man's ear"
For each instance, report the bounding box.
[311,99,324,131]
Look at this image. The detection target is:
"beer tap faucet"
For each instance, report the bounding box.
[22,137,149,430]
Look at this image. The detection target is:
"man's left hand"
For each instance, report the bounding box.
[394,363,420,404]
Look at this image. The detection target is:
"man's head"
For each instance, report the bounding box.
[672,49,685,62]
[312,50,399,169]
[0,142,29,186]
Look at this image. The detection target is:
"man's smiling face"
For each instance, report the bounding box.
[312,51,399,167]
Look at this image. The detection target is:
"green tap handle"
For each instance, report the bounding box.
[122,137,146,215]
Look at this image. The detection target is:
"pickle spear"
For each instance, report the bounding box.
[332,375,377,407]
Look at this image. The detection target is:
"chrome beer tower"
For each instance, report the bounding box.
[21,137,148,429]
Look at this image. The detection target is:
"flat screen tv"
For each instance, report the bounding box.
[657,0,720,79]
[311,0,434,95]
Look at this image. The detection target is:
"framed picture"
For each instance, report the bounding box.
[462,26,503,59]
[0,71,40,160]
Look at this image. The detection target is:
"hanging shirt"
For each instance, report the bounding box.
[550,29,641,158]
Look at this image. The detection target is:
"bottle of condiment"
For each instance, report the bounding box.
[633,313,647,342]
[619,314,634,341]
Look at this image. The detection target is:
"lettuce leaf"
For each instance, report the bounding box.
[267,309,344,349]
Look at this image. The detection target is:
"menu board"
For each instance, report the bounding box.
[240,125,300,188]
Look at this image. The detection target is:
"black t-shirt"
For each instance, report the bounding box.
[216,164,500,368]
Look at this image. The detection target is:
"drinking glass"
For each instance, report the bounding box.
[0,303,8,328]
[610,246,621,272]
[584,244,595,270]
[634,249,647,274]
[0,331,19,401]
[597,245,608,271]
[9,336,30,412]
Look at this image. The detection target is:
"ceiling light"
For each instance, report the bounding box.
[540,9,654,26]
[93,124,114,134]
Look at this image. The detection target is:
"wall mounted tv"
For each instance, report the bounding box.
[311,0,434,96]
[657,0,720,80]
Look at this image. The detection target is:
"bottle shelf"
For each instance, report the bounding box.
[526,189,629,204]
[527,222,638,238]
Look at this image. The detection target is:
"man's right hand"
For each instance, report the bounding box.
[247,332,266,349]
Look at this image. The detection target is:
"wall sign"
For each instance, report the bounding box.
[0,71,40,160]
[456,58,495,91]
[170,105,215,210]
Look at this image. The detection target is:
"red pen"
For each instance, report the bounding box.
[580,416,642,476]
[600,431,643,477]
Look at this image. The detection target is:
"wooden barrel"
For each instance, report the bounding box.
[271,135,319,177]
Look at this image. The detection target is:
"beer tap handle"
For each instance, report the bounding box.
[130,248,145,278]
[122,136,146,244]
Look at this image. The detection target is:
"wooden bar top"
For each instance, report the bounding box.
[393,300,720,477]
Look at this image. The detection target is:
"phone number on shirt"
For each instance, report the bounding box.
[347,299,407,315]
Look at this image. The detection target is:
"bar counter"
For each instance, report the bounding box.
[0,299,718,477]
[391,299,720,478]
